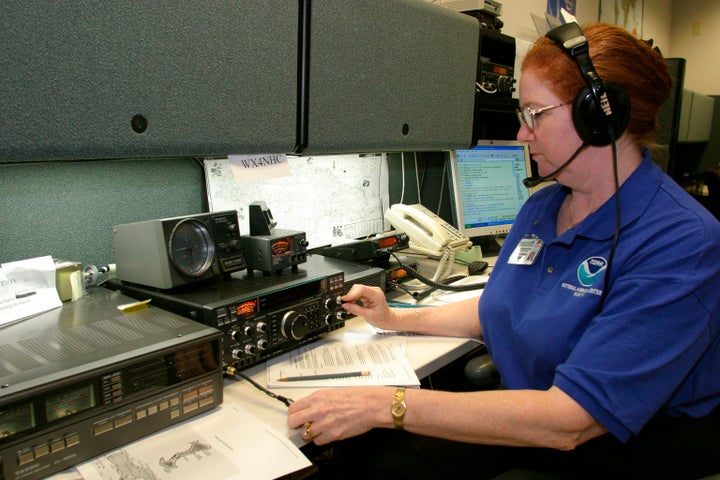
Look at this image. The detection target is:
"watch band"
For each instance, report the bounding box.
[391,386,407,429]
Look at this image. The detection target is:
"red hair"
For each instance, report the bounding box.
[522,23,671,147]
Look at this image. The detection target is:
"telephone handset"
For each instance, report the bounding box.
[384,203,472,257]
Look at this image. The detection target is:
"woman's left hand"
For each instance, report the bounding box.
[287,387,390,445]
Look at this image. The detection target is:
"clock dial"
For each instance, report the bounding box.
[168,219,215,277]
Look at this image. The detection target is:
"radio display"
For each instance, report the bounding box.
[259,279,321,312]
[0,403,35,440]
[45,384,96,422]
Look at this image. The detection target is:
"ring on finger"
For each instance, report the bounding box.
[302,422,314,441]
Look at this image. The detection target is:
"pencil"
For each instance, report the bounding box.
[276,370,371,382]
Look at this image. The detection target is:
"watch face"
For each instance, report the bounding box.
[391,403,406,417]
[168,219,215,277]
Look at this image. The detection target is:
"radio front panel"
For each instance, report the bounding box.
[112,262,347,372]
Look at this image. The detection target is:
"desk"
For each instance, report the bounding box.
[222,315,480,448]
[41,260,485,479]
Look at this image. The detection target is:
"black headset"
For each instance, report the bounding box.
[545,22,630,146]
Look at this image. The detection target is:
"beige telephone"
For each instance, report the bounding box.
[384,203,472,257]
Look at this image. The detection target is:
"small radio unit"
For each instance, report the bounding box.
[241,201,309,273]
[241,229,309,274]
[475,28,516,97]
[320,231,409,264]
[111,259,347,372]
[0,289,223,480]
[113,210,246,289]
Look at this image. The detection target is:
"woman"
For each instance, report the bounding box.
[287,23,720,479]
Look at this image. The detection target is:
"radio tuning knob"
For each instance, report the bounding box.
[281,311,310,340]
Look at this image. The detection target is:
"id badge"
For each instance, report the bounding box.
[508,234,544,265]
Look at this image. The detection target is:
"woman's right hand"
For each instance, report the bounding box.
[340,284,401,331]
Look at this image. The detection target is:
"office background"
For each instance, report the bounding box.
[2,0,718,271]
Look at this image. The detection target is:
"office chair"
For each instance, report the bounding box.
[463,352,501,389]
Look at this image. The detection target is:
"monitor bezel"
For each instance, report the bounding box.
[448,139,533,240]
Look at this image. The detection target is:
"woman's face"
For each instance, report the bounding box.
[517,69,586,184]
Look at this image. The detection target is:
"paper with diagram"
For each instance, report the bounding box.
[75,403,311,480]
[204,153,389,248]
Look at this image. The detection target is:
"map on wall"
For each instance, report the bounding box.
[204,153,390,249]
[600,0,643,37]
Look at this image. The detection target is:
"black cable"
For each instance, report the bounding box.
[411,275,467,301]
[234,371,295,407]
[600,128,621,308]
[390,253,486,293]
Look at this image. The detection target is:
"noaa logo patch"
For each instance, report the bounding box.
[577,256,607,287]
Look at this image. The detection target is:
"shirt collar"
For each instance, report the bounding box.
[571,150,661,241]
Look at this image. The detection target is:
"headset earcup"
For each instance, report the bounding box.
[572,84,630,146]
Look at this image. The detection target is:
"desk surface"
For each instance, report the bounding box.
[223,315,480,447]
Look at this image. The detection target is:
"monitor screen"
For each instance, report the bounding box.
[448,140,532,240]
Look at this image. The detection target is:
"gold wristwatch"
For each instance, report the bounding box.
[391,387,406,429]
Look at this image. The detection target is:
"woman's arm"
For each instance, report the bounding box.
[341,284,483,339]
[287,384,607,449]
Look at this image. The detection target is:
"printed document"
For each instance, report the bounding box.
[75,403,311,480]
[0,255,62,327]
[267,333,420,388]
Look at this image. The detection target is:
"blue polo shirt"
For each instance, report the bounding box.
[479,152,720,443]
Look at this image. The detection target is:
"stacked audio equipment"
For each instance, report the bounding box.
[471,25,519,142]
[110,256,350,372]
[0,289,223,480]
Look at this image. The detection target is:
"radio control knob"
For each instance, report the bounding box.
[231,348,243,359]
[324,295,343,310]
[281,311,310,340]
[257,339,268,351]
[244,344,257,355]
[230,329,242,341]
[255,322,268,333]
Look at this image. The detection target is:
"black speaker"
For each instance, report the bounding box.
[545,23,630,146]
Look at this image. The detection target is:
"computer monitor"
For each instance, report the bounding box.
[448,139,532,241]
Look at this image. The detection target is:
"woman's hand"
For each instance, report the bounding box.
[287,387,390,445]
[340,284,401,331]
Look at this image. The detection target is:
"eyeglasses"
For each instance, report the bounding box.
[516,104,566,132]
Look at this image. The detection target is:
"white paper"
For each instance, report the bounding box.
[204,154,389,248]
[266,333,420,388]
[76,403,311,480]
[0,255,63,327]
[227,153,291,182]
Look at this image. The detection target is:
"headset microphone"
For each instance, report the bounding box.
[522,142,588,189]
